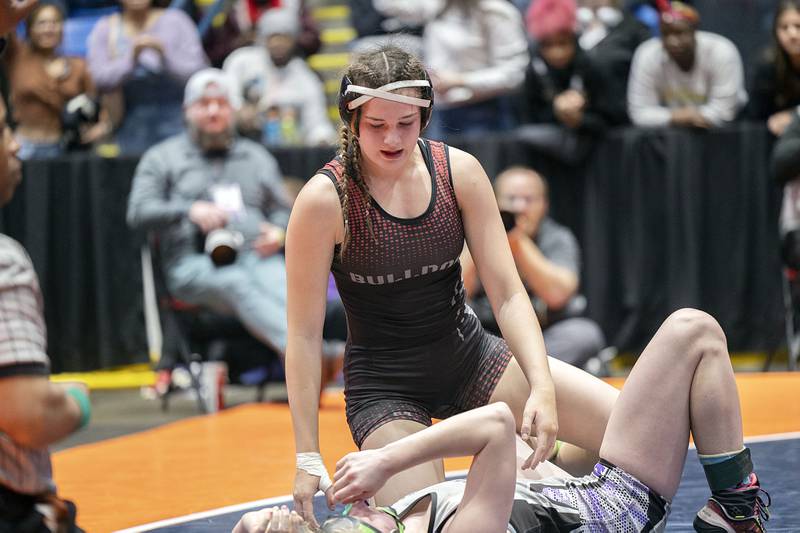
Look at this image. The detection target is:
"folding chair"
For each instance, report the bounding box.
[140,234,283,413]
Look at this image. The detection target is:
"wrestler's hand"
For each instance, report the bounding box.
[232,505,309,533]
[332,449,389,504]
[520,387,558,470]
[292,469,332,529]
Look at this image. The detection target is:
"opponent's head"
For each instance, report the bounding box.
[319,502,404,533]
[338,45,433,136]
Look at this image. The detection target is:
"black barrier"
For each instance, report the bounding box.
[0,124,784,371]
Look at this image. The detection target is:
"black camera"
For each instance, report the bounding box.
[204,228,244,266]
[499,210,517,233]
[61,94,100,151]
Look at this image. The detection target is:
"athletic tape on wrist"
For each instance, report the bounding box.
[65,386,91,429]
[296,452,333,492]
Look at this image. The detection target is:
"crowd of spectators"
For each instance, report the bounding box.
[0,0,770,161]
[0,0,791,159]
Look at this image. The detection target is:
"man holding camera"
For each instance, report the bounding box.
[462,166,606,371]
[127,68,291,362]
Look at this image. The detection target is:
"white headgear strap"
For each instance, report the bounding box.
[346,80,431,110]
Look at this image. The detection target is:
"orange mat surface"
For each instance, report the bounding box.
[53,373,800,532]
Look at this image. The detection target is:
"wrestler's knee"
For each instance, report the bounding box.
[662,308,727,354]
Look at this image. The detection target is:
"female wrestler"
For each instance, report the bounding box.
[237,310,769,533]
[284,45,618,527]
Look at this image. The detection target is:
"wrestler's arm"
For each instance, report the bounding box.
[334,403,517,533]
[284,174,342,522]
[450,147,557,466]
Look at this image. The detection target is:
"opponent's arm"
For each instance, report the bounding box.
[451,147,557,468]
[284,174,342,526]
[334,403,517,533]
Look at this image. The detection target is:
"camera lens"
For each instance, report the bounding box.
[499,210,516,233]
[205,228,243,266]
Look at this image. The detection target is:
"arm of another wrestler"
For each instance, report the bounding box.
[284,173,341,527]
[450,147,557,469]
[334,403,517,533]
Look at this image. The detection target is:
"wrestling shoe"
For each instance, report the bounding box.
[693,473,771,532]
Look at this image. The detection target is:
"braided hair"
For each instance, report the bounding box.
[337,45,430,257]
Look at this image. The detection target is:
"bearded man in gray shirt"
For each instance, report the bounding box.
[127,68,292,360]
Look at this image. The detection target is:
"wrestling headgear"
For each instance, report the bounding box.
[338,71,434,134]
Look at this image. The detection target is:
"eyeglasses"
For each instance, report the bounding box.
[320,503,404,533]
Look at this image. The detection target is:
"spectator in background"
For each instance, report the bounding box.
[577,0,650,119]
[423,0,529,139]
[461,166,606,371]
[0,97,90,531]
[127,69,341,387]
[86,0,208,155]
[233,0,320,58]
[627,1,747,128]
[348,0,441,57]
[223,7,335,146]
[127,69,292,362]
[747,0,800,137]
[771,111,800,274]
[521,0,627,130]
[4,2,110,159]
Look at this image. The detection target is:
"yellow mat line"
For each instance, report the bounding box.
[51,363,154,390]
[50,351,782,391]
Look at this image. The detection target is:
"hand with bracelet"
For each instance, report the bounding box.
[61,381,92,430]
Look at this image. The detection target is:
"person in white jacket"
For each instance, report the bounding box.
[627,1,747,129]
[223,8,336,146]
[423,0,529,138]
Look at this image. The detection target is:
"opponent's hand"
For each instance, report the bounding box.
[292,469,332,530]
[520,387,558,470]
[189,201,229,234]
[232,505,308,533]
[332,449,390,504]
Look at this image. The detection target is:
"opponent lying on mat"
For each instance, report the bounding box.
[235,309,770,532]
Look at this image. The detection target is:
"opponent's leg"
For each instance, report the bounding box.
[489,354,618,475]
[599,309,769,531]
